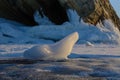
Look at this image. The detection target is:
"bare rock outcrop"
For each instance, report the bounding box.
[0,0,68,25]
[59,0,120,29]
[0,0,40,25]
[0,0,120,29]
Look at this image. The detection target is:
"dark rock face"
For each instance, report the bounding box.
[0,0,39,25]
[37,0,68,24]
[0,0,120,29]
[0,0,68,25]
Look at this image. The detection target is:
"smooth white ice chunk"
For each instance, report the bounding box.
[86,41,94,46]
[23,32,79,60]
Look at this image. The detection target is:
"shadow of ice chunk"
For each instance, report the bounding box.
[0,49,6,52]
[44,66,83,75]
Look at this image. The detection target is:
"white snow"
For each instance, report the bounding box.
[23,32,79,60]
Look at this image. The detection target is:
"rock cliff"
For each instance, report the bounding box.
[0,0,120,29]
[58,0,120,29]
[0,0,39,25]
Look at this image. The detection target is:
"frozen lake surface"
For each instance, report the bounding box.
[0,44,120,80]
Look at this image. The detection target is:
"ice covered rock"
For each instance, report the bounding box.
[23,32,79,60]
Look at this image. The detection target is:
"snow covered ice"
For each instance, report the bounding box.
[0,44,120,79]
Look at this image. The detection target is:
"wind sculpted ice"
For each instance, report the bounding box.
[23,32,79,60]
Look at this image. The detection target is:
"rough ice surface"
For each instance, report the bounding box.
[0,44,120,80]
[0,9,120,44]
[34,10,54,25]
